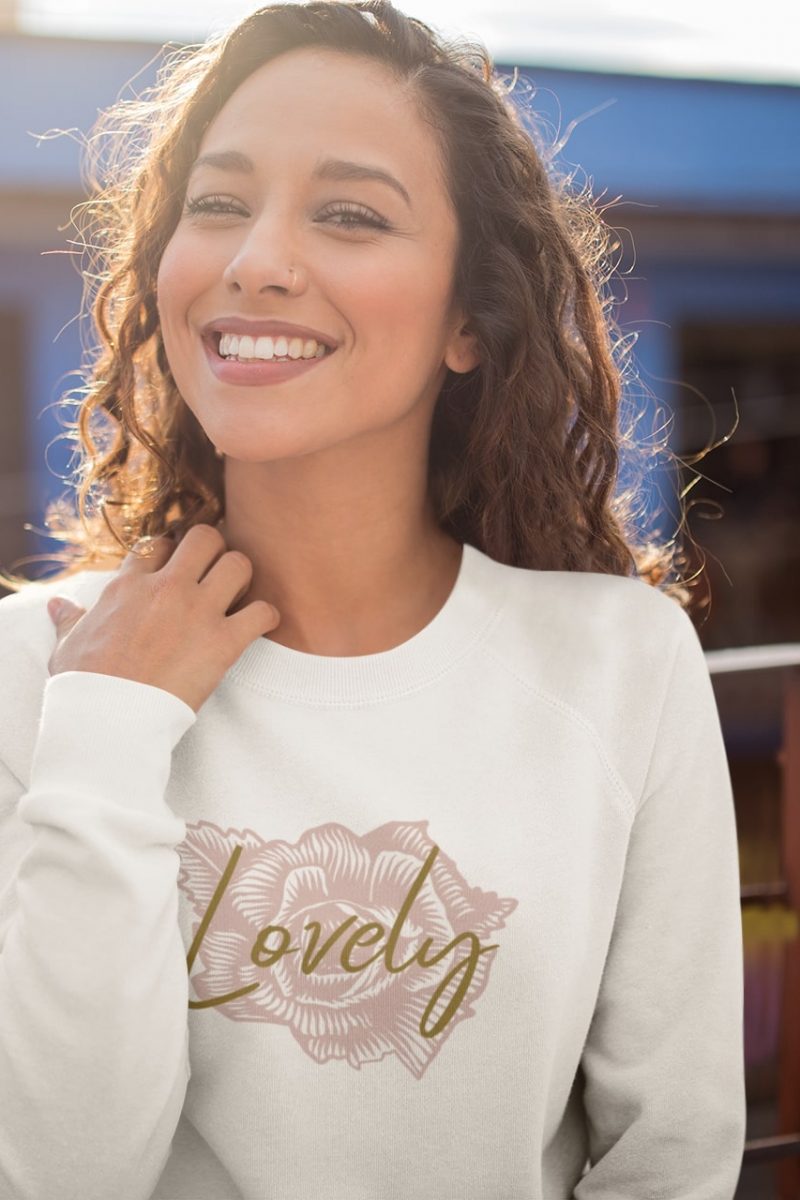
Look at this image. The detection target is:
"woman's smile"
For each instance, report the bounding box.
[201,329,338,388]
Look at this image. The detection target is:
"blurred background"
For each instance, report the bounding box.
[0,1,798,1194]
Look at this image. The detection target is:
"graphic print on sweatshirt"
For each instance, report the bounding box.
[176,819,518,1079]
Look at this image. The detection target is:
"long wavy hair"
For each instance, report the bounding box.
[2,0,708,606]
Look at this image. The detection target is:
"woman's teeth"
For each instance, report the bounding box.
[219,332,328,362]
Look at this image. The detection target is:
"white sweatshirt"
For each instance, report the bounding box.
[0,541,746,1200]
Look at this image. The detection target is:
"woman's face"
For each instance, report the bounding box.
[156,47,478,465]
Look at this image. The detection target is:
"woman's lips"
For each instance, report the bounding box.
[201,331,335,387]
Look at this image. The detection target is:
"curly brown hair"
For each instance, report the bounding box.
[2,0,707,606]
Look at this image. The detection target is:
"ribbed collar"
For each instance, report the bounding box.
[223,541,507,705]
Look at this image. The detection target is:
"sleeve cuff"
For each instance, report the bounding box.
[23,670,197,816]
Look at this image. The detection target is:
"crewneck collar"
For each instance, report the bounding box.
[223,541,507,706]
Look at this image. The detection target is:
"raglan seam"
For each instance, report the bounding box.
[478,643,640,825]
[634,612,692,818]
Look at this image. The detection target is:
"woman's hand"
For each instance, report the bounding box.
[46,523,280,713]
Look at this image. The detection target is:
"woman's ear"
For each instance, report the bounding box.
[444,321,481,374]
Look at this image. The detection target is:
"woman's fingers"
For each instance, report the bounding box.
[117,531,178,572]
[160,523,230,583]
[46,521,281,714]
[200,548,255,614]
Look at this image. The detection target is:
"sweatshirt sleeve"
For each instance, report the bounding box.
[0,669,197,1200]
[574,605,747,1200]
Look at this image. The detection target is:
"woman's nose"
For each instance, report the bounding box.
[222,212,304,295]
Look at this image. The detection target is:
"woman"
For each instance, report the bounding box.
[0,3,745,1198]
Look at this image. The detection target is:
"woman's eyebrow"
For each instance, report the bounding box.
[187,149,413,210]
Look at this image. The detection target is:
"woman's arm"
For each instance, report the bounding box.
[574,607,746,1199]
[0,669,197,1200]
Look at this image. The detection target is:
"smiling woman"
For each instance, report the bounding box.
[152,41,481,488]
[0,4,745,1200]
[0,0,695,596]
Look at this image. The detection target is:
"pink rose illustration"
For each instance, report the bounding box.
[177,819,518,1078]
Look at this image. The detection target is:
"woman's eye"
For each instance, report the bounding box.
[183,196,390,231]
[183,195,244,217]
[321,204,390,231]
